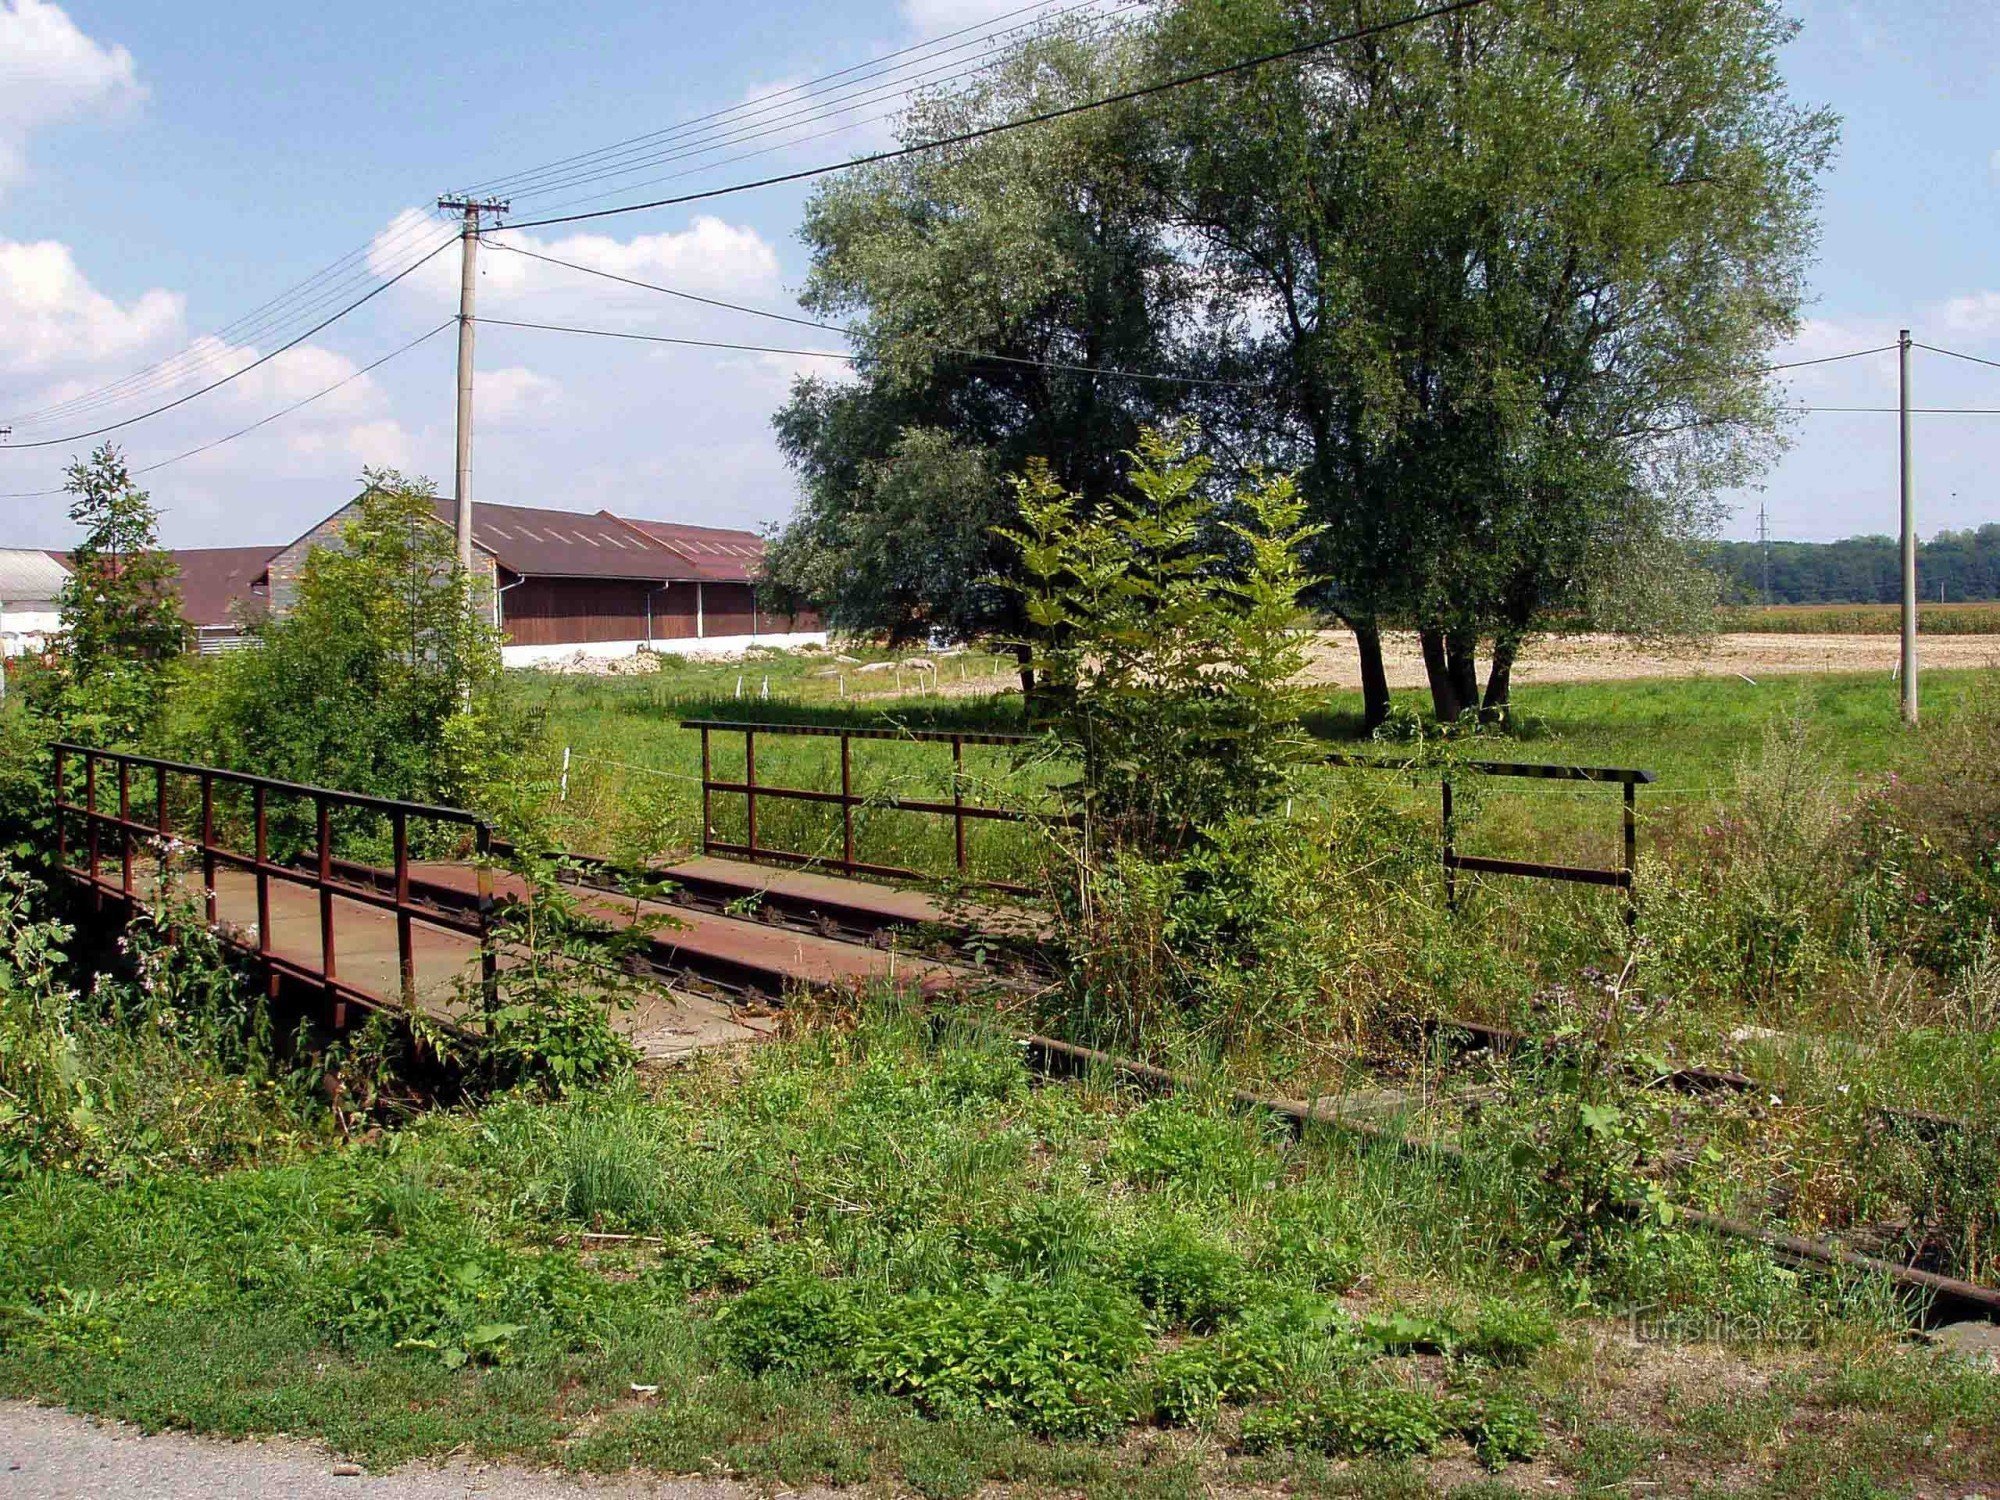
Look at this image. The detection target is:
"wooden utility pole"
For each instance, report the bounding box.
[437,197,509,577]
[1898,328,1918,724]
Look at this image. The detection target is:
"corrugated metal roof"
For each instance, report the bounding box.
[170,547,275,627]
[0,548,72,604]
[429,499,695,581]
[419,499,768,584]
[609,516,765,584]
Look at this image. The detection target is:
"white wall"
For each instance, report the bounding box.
[0,607,59,657]
[501,631,827,668]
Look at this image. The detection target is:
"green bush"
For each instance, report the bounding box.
[1240,1385,1452,1459]
[711,1273,852,1375]
[847,1279,1149,1436]
[320,1232,608,1368]
[1105,1095,1279,1199]
[1454,1391,1545,1469]
[1146,1322,1290,1426]
[1111,1217,1249,1330]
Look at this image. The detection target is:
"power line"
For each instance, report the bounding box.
[1912,341,2000,372]
[0,237,456,452]
[455,0,1094,201]
[489,3,1153,224]
[496,0,1495,232]
[1760,344,1899,372]
[0,319,454,500]
[3,218,454,433]
[474,316,857,360]
[474,285,1257,386]
[482,239,842,332]
[482,1,1140,209]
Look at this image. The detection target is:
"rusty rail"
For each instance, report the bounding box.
[683,719,1047,893]
[51,743,497,1027]
[1324,753,1653,923]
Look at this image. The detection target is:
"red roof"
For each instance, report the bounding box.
[608,515,765,584]
[429,499,710,582]
[170,547,275,628]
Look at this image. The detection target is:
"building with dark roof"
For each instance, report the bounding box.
[259,495,820,664]
[170,547,274,651]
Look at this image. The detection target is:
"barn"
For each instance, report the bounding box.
[0,548,71,658]
[261,496,821,665]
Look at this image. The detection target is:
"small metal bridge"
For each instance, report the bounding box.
[48,725,1654,1056]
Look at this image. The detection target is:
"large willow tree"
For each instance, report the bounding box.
[770,0,1835,723]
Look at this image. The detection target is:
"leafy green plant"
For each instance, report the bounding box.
[846,1277,1149,1436]
[999,425,1321,857]
[1454,1391,1545,1469]
[320,1231,607,1368]
[711,1273,852,1376]
[1105,1095,1280,1200]
[1240,1385,1452,1459]
[1111,1217,1250,1331]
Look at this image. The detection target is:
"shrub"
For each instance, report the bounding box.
[711,1273,852,1375]
[320,1232,607,1368]
[1240,1385,1452,1459]
[1105,1095,1280,1199]
[847,1279,1149,1436]
[1455,1391,1545,1469]
[1112,1217,1250,1330]
[1147,1316,1294,1425]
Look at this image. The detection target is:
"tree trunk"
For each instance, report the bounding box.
[1445,628,1480,724]
[1482,633,1520,722]
[1419,627,1463,723]
[1351,618,1391,731]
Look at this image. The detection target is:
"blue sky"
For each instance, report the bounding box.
[1,0,1997,549]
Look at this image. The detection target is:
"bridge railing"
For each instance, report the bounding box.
[50,743,496,1025]
[681,719,1054,894]
[1323,753,1654,924]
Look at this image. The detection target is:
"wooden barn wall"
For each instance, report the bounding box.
[500,577,823,646]
[501,578,653,646]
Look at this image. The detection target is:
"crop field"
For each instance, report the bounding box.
[1722,603,2000,635]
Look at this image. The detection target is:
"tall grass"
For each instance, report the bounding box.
[1722,602,2000,634]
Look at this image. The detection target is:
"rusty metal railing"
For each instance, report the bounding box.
[51,743,496,1027]
[682,719,1049,893]
[1324,753,1654,923]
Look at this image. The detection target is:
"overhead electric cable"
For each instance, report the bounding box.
[0,318,454,500]
[455,0,1092,199]
[475,287,1256,386]
[1911,341,2000,372]
[3,220,454,432]
[474,316,856,360]
[495,0,1494,232]
[494,3,1152,221]
[1,237,457,450]
[479,0,1134,206]
[1759,344,1899,372]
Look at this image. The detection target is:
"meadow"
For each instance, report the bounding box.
[1720,602,2000,635]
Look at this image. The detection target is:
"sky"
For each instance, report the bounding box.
[0,0,1997,550]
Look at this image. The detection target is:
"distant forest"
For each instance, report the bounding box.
[1709,524,2000,603]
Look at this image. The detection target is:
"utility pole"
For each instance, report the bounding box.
[1757,502,1772,604]
[437,197,509,578]
[1898,329,1918,725]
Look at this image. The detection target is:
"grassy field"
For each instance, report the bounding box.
[521,655,1995,879]
[2,1005,1993,1499]
[1721,602,2000,634]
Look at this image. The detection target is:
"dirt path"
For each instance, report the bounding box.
[860,632,2000,704]
[0,1401,809,1500]
[1293,630,2000,690]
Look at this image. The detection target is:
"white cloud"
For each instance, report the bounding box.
[479,364,562,422]
[899,0,1028,38]
[366,208,784,315]
[0,237,182,374]
[0,0,142,193]
[1939,290,2000,338]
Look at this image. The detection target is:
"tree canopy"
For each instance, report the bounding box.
[767,0,1836,723]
